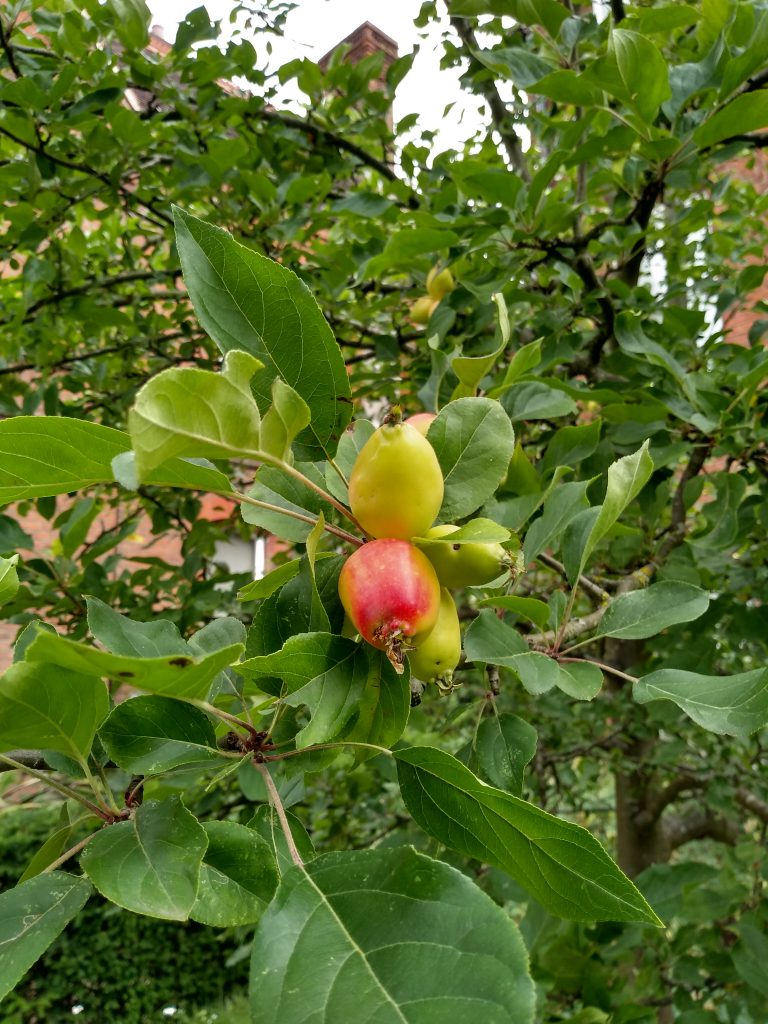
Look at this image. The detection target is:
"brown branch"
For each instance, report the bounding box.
[449,17,531,183]
[571,252,616,365]
[248,108,419,208]
[528,607,605,649]
[719,132,768,149]
[0,124,173,228]
[0,268,181,326]
[0,17,22,77]
[636,774,708,828]
[0,343,132,376]
[665,809,739,851]
[536,552,610,603]
[0,750,49,773]
[656,441,712,563]
[741,69,768,95]
[735,788,768,824]
[615,173,666,287]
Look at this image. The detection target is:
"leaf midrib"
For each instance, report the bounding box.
[403,754,655,920]
[297,868,410,1023]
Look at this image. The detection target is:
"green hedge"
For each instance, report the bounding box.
[0,805,248,1024]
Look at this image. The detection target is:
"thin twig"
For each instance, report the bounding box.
[255,762,304,868]
[558,655,636,685]
[43,833,98,873]
[233,491,363,546]
[0,754,110,820]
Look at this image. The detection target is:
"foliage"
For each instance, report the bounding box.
[0,805,249,1023]
[1,0,768,1021]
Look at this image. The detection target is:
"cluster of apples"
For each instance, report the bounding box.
[338,411,509,692]
[409,266,455,326]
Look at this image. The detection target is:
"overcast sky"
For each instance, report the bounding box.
[146,0,486,154]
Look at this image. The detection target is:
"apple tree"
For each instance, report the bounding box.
[1,0,768,1020]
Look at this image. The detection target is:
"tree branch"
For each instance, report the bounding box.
[0,124,173,228]
[665,809,739,851]
[536,552,610,603]
[719,132,768,149]
[0,750,49,773]
[449,17,531,183]
[656,441,712,563]
[0,268,182,327]
[635,774,708,828]
[247,108,419,208]
[528,608,605,649]
[0,16,22,77]
[735,787,768,824]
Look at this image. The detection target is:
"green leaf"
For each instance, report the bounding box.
[0,554,19,606]
[0,663,108,762]
[719,12,768,97]
[0,873,92,1001]
[478,595,550,630]
[128,350,263,477]
[448,0,567,38]
[237,553,334,602]
[416,517,511,546]
[502,441,541,495]
[486,338,543,398]
[81,797,208,920]
[615,313,688,390]
[463,609,528,667]
[324,419,375,504]
[451,293,509,398]
[0,417,129,505]
[633,667,768,738]
[694,89,768,148]
[285,642,410,752]
[366,227,461,277]
[260,377,312,462]
[633,4,699,33]
[173,207,352,460]
[595,582,710,640]
[466,712,537,795]
[395,746,662,925]
[238,632,353,689]
[18,806,76,883]
[241,462,325,544]
[109,0,150,48]
[111,451,233,495]
[189,821,278,927]
[523,480,591,565]
[476,47,552,87]
[86,596,187,656]
[24,629,243,702]
[0,514,33,553]
[99,695,222,774]
[249,846,535,1024]
[732,920,768,997]
[608,29,671,123]
[240,632,409,753]
[502,381,577,421]
[248,805,316,876]
[540,421,602,475]
[428,398,516,521]
[566,441,653,584]
[508,651,560,695]
[529,70,604,107]
[556,660,603,701]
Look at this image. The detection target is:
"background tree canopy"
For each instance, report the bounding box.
[1,0,768,1021]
